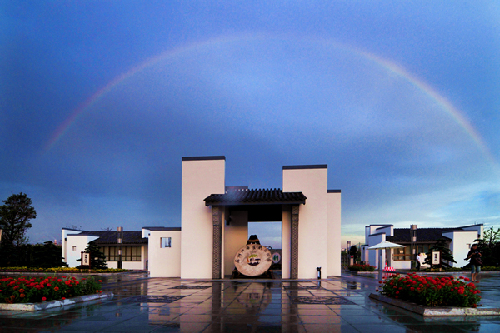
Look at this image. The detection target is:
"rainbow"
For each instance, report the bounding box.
[43,34,496,168]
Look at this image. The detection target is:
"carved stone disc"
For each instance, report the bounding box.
[234,244,273,276]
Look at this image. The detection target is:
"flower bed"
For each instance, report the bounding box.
[378,273,481,307]
[0,266,126,273]
[348,264,376,271]
[0,275,103,304]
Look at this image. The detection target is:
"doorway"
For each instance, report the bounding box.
[248,221,282,276]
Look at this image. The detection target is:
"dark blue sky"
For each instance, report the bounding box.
[1,1,499,247]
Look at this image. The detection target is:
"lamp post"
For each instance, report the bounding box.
[411,225,417,268]
[117,226,123,269]
[347,241,353,266]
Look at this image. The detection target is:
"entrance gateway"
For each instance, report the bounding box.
[180,156,342,279]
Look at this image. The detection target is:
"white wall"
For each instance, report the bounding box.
[327,191,342,277]
[149,230,182,277]
[181,157,225,279]
[283,166,328,279]
[462,225,483,239]
[142,243,148,270]
[281,208,291,279]
[223,211,248,276]
[392,260,411,270]
[444,230,480,268]
[107,261,145,270]
[65,235,99,267]
[364,225,393,270]
[366,233,386,270]
[61,229,82,264]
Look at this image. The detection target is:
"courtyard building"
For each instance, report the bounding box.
[361,224,483,270]
[62,156,342,279]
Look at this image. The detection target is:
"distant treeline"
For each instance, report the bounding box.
[0,241,67,268]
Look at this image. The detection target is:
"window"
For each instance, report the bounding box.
[161,237,172,248]
[393,246,411,261]
[72,246,77,251]
[99,246,142,261]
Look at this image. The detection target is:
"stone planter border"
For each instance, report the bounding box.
[369,293,500,317]
[0,291,113,312]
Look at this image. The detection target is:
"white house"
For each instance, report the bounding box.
[62,156,343,279]
[361,224,483,270]
[62,228,150,270]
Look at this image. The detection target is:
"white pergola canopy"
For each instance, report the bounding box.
[368,241,404,250]
[368,241,404,271]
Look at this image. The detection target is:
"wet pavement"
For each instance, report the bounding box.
[1,271,500,332]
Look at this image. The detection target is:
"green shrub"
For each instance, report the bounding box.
[348,264,375,271]
[478,266,500,271]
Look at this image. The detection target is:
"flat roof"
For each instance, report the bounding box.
[182,156,225,161]
[282,164,327,170]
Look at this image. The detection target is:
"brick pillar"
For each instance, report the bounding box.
[291,205,299,279]
[212,206,222,279]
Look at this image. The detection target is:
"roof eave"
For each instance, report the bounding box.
[205,200,306,206]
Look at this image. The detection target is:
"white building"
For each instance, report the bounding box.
[361,224,483,270]
[62,156,342,279]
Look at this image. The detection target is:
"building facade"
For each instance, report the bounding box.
[62,156,342,279]
[361,224,483,269]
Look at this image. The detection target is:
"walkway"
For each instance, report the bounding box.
[1,271,499,332]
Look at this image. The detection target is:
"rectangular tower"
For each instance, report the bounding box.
[282,165,329,279]
[181,156,225,279]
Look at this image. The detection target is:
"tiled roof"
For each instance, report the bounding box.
[387,228,457,243]
[143,227,181,231]
[71,231,147,245]
[204,188,307,206]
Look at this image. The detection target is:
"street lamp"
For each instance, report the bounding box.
[117,226,123,269]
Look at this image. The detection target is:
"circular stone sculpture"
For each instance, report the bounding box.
[234,244,273,276]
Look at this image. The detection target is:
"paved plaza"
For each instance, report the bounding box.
[1,271,500,332]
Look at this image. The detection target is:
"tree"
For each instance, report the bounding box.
[0,193,37,246]
[475,227,500,266]
[31,241,68,268]
[78,241,107,269]
[424,238,457,269]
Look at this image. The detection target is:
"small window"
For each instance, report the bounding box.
[72,246,77,251]
[161,237,172,248]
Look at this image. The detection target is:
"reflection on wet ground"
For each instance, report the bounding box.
[1,271,500,332]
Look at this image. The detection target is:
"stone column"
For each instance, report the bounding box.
[291,205,299,279]
[212,206,222,279]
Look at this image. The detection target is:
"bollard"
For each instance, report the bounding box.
[317,267,322,279]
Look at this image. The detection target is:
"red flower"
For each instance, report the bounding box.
[54,287,59,291]
[464,277,470,281]
[62,297,66,300]
[42,297,47,301]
